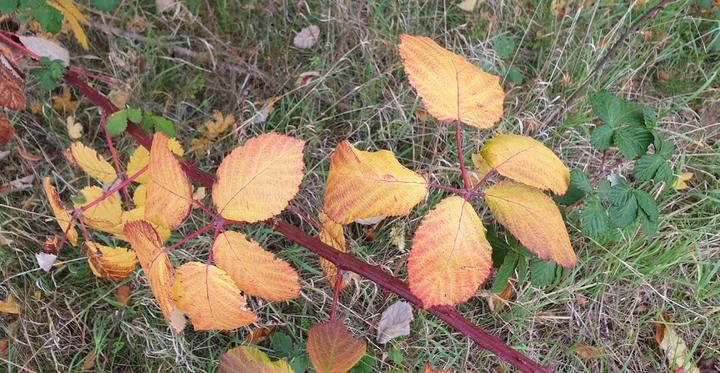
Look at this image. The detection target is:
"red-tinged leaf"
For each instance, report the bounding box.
[307,320,366,373]
[218,345,293,373]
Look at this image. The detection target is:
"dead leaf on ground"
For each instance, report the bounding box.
[66,116,82,140]
[458,0,481,12]
[486,281,514,312]
[35,252,58,272]
[297,71,320,87]
[18,36,70,66]
[82,351,95,370]
[108,88,130,108]
[156,0,175,13]
[52,87,79,112]
[116,285,131,306]
[0,174,34,194]
[0,114,13,148]
[17,145,42,162]
[243,325,275,344]
[0,295,20,314]
[655,314,700,373]
[377,301,413,344]
[572,343,604,359]
[293,25,320,49]
[673,172,694,190]
[0,339,7,355]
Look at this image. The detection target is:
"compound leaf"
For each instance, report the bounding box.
[590,90,644,128]
[478,134,570,195]
[213,132,305,223]
[307,320,366,373]
[213,231,301,302]
[485,181,576,268]
[323,140,427,224]
[408,196,492,307]
[145,132,192,229]
[613,127,653,159]
[590,124,614,150]
[579,198,610,238]
[608,193,638,229]
[70,142,117,185]
[397,34,504,129]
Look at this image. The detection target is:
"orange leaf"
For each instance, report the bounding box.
[0,114,13,149]
[126,139,184,184]
[318,212,349,290]
[73,186,123,233]
[43,177,78,246]
[572,343,604,359]
[398,34,504,128]
[323,140,427,224]
[213,132,305,222]
[485,181,576,267]
[85,242,137,280]
[424,363,454,373]
[408,196,492,307]
[145,132,192,229]
[0,47,26,111]
[172,262,258,331]
[243,325,275,344]
[478,134,570,195]
[307,320,366,373]
[218,345,293,373]
[70,142,117,185]
[124,221,186,332]
[213,231,301,301]
[0,295,19,314]
[118,207,171,243]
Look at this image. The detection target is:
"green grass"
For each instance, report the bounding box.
[1,0,719,372]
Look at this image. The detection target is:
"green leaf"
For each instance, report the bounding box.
[655,137,675,160]
[486,226,511,267]
[31,4,63,34]
[634,190,659,222]
[516,256,528,285]
[609,193,638,229]
[590,90,644,128]
[126,108,142,123]
[580,198,610,238]
[106,111,128,137]
[0,0,18,13]
[608,182,632,205]
[493,36,516,60]
[491,252,519,293]
[388,348,403,365]
[642,107,657,128]
[555,169,592,205]
[596,180,611,199]
[30,57,65,91]
[590,124,614,150]
[350,354,374,373]
[634,154,672,183]
[152,116,176,137]
[93,0,116,11]
[271,332,295,359]
[506,66,523,84]
[613,127,653,159]
[637,209,658,235]
[530,259,556,287]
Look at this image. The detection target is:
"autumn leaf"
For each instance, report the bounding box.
[145,132,192,229]
[243,325,275,344]
[0,295,20,314]
[213,132,305,222]
[73,186,123,233]
[43,177,79,246]
[424,363,454,373]
[119,207,171,243]
[126,138,184,184]
[0,114,13,149]
[48,0,90,50]
[485,181,576,268]
[376,301,413,344]
[66,116,82,140]
[124,220,186,332]
[318,212,350,290]
[218,345,293,373]
[0,47,26,111]
[212,231,301,302]
[172,262,258,331]
[51,87,80,112]
[70,142,117,185]
[673,172,694,190]
[323,140,427,224]
[133,184,147,206]
[398,34,504,129]
[572,343,604,359]
[478,134,570,195]
[190,110,236,155]
[85,242,137,280]
[655,317,700,373]
[307,320,367,373]
[408,196,492,307]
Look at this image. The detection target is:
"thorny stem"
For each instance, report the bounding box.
[56,63,549,373]
[80,164,148,212]
[101,114,132,206]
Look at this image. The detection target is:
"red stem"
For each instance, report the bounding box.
[80,165,148,212]
[329,267,343,321]
[101,114,132,206]
[164,222,215,254]
[57,69,549,372]
[454,121,470,190]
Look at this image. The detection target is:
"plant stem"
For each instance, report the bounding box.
[101,114,132,206]
[454,121,470,190]
[163,222,215,254]
[80,165,148,212]
[61,69,550,373]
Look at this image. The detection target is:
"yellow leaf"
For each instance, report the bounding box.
[673,172,693,190]
[51,87,79,111]
[479,134,570,195]
[43,177,78,246]
[65,116,82,140]
[323,140,427,224]
[172,262,258,331]
[0,295,19,314]
[117,207,171,243]
[133,184,147,206]
[205,110,236,140]
[398,34,504,129]
[571,343,604,359]
[48,0,89,50]
[70,142,117,185]
[85,242,137,280]
[73,186,123,233]
[307,320,367,373]
[213,231,301,301]
[485,181,576,267]
[145,132,192,229]
[124,221,186,332]
[213,132,305,222]
[318,212,349,290]
[408,196,492,308]
[470,152,492,183]
[656,318,700,373]
[219,345,293,373]
[126,138,184,184]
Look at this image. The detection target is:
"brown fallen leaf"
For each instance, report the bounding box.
[116,285,131,306]
[16,145,42,162]
[243,325,275,344]
[0,175,34,195]
[0,339,7,355]
[572,343,604,359]
[0,114,13,149]
[297,70,320,88]
[377,301,413,344]
[656,314,700,373]
[82,351,95,370]
[52,87,80,112]
[487,281,514,312]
